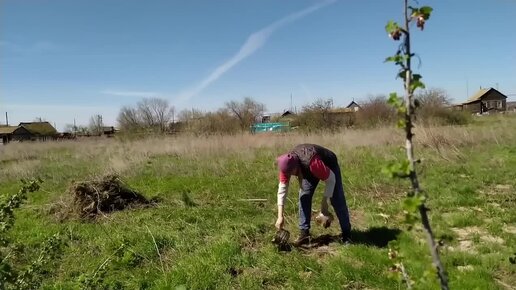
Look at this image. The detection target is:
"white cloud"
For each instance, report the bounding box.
[101,90,160,97]
[176,0,337,102]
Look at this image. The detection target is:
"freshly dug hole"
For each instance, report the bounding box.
[69,174,149,219]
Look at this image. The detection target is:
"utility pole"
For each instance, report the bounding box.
[98,115,103,135]
[5,112,8,126]
[290,93,293,111]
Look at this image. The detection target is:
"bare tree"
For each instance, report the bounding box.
[356,95,396,127]
[88,114,104,135]
[137,98,174,132]
[177,108,240,135]
[117,106,140,131]
[414,88,463,125]
[177,108,205,123]
[117,97,175,132]
[416,88,451,108]
[296,98,334,131]
[302,98,333,121]
[224,97,266,130]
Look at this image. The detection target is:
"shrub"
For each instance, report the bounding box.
[0,179,65,289]
[355,96,396,128]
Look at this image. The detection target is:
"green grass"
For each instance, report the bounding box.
[1,116,516,289]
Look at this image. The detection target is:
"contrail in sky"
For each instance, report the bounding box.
[176,0,337,102]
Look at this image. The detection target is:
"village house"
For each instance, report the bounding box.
[456,88,508,114]
[18,122,58,141]
[0,122,58,144]
[0,126,33,145]
[345,100,361,112]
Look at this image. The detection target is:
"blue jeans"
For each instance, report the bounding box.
[298,164,351,234]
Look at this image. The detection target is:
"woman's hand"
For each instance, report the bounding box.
[275,216,284,230]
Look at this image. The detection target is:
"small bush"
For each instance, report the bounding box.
[417,107,471,126]
[416,88,471,126]
[1,180,65,290]
[177,109,241,135]
[296,98,355,132]
[355,96,396,128]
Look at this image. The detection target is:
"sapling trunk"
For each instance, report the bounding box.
[402,1,449,289]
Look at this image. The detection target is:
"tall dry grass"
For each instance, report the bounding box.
[1,120,514,181]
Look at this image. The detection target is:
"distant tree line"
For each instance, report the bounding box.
[64,88,467,136]
[296,88,470,132]
[115,96,265,135]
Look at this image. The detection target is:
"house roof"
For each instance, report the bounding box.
[0,126,20,134]
[345,101,361,108]
[466,88,490,103]
[281,110,295,117]
[465,88,507,103]
[19,122,57,136]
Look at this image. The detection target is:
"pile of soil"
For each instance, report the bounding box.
[68,174,149,219]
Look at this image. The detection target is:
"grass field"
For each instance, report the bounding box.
[1,115,515,289]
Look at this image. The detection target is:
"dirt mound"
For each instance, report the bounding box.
[68,174,150,219]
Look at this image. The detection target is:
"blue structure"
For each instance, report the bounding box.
[250,122,290,134]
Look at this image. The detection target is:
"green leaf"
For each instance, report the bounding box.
[404,211,419,226]
[385,20,400,33]
[388,93,407,114]
[397,70,407,80]
[403,195,423,213]
[397,118,406,128]
[409,74,425,92]
[388,92,400,105]
[398,104,407,114]
[410,6,433,20]
[399,160,411,175]
[412,74,422,81]
[385,56,398,63]
[382,160,411,179]
[419,6,433,19]
[384,54,406,64]
[410,80,426,92]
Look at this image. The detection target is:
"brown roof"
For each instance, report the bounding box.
[464,88,507,104]
[466,88,490,103]
[19,122,57,136]
[0,126,20,134]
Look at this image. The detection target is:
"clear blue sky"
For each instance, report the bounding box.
[1,0,515,130]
